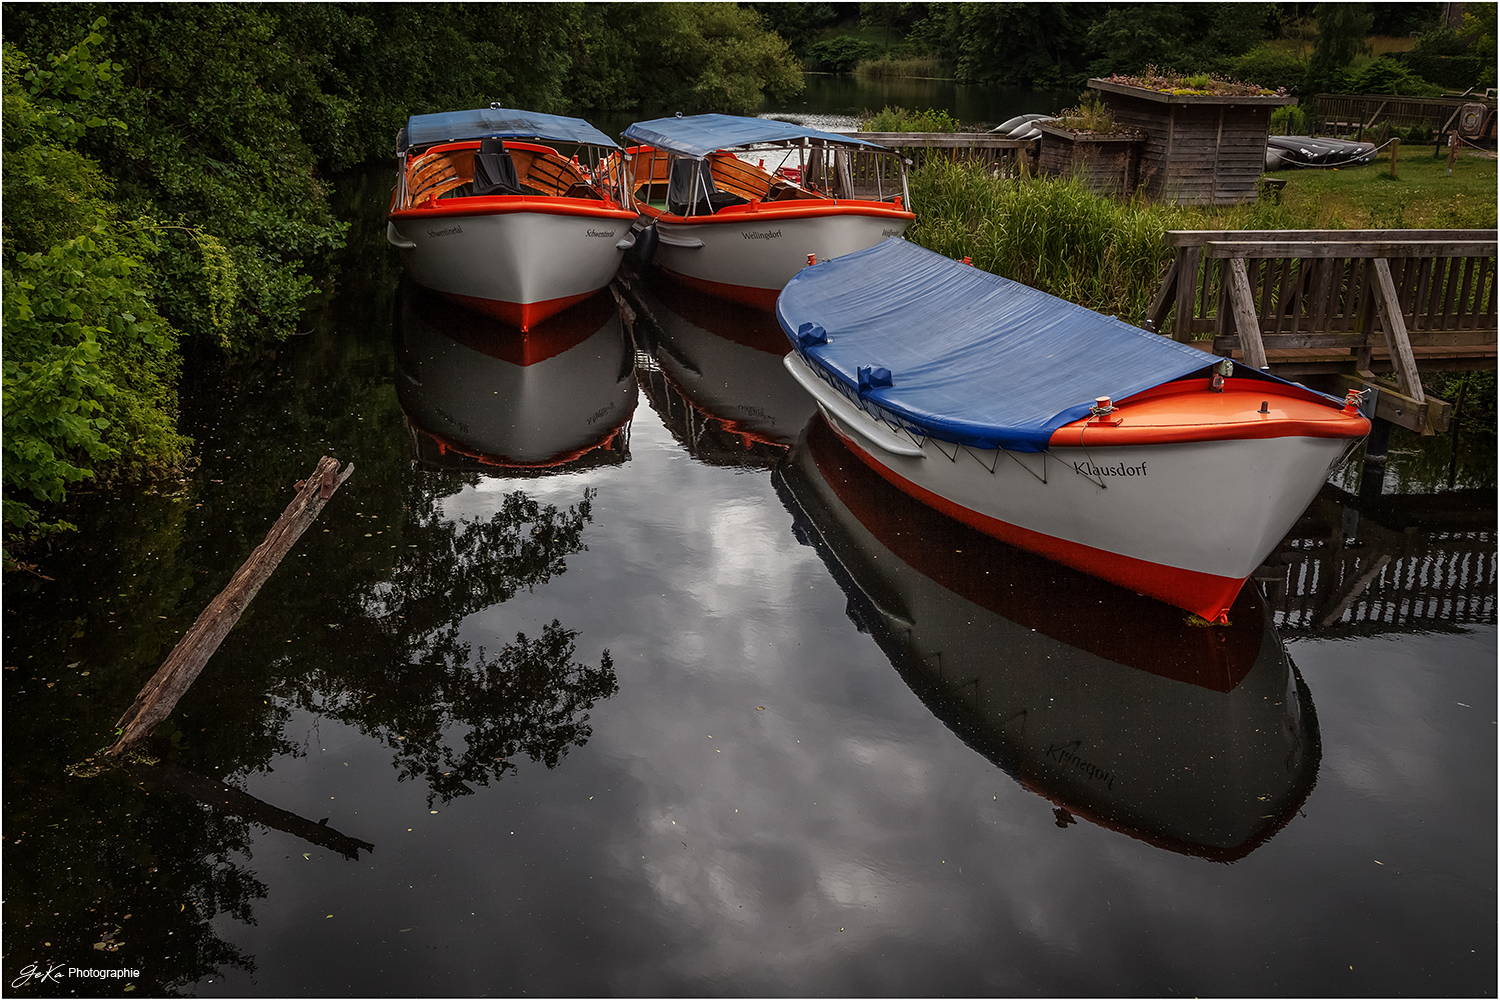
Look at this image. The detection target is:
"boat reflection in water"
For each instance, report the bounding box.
[775,419,1321,860]
[634,274,818,467]
[395,282,636,474]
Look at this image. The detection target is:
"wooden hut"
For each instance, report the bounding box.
[1088,78,1295,205]
[1036,123,1143,196]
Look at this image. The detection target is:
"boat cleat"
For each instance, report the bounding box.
[1088,396,1123,426]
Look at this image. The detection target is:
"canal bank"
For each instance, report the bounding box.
[2,159,1494,996]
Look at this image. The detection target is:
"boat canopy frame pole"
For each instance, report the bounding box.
[692,159,708,218]
[622,150,640,213]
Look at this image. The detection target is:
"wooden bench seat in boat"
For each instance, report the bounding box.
[408,142,597,203]
[627,146,822,212]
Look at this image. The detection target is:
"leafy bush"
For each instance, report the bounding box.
[861,105,960,133]
[1344,56,1443,96]
[1394,51,1496,90]
[569,3,804,114]
[1270,104,1309,135]
[2,30,189,556]
[1229,46,1307,92]
[6,6,350,355]
[807,35,882,73]
[1052,93,1119,133]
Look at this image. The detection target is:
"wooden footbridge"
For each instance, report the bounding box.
[1258,489,1495,640]
[1145,229,1497,436]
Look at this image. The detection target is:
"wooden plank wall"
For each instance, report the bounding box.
[1107,98,1274,205]
[1037,131,1140,196]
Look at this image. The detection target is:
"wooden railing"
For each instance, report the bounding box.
[836,132,1036,180]
[1308,93,1493,139]
[1259,495,1496,639]
[1145,229,1498,434]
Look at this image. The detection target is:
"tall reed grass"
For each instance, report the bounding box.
[906,160,1308,322]
[853,54,948,79]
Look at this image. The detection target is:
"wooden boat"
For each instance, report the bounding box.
[775,417,1320,860]
[394,283,635,474]
[387,106,637,331]
[778,239,1371,623]
[617,114,914,310]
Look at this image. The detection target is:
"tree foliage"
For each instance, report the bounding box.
[1395,1,1498,90]
[1304,2,1375,91]
[2,26,189,552]
[898,2,1275,88]
[568,3,803,115]
[2,3,802,557]
[808,35,884,73]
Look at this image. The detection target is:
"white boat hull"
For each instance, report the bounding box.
[653,210,910,309]
[387,207,631,329]
[395,288,636,469]
[637,280,818,448]
[785,352,1352,621]
[778,419,1319,857]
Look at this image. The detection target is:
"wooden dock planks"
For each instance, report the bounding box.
[1147,229,1498,434]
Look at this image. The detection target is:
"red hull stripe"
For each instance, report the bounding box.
[656,202,914,225]
[390,199,637,222]
[657,267,781,311]
[645,275,789,353]
[434,290,617,366]
[410,415,633,470]
[441,289,599,334]
[830,420,1247,623]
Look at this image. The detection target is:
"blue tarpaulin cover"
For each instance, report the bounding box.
[622,114,890,159]
[778,239,1224,453]
[403,108,618,151]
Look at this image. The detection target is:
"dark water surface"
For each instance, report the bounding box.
[6,150,1497,996]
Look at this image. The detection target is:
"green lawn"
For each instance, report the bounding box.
[1269,145,1498,229]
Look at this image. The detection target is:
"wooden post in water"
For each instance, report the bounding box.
[105,455,354,758]
[1359,419,1392,502]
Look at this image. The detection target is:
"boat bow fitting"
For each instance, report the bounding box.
[386,222,416,249]
[784,353,925,457]
[656,230,705,249]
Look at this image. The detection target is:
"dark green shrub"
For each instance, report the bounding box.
[1345,56,1443,96]
[1229,46,1306,91]
[1270,104,1309,135]
[807,35,881,73]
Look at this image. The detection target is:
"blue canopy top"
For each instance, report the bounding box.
[402,107,618,152]
[622,113,890,159]
[778,239,1226,453]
